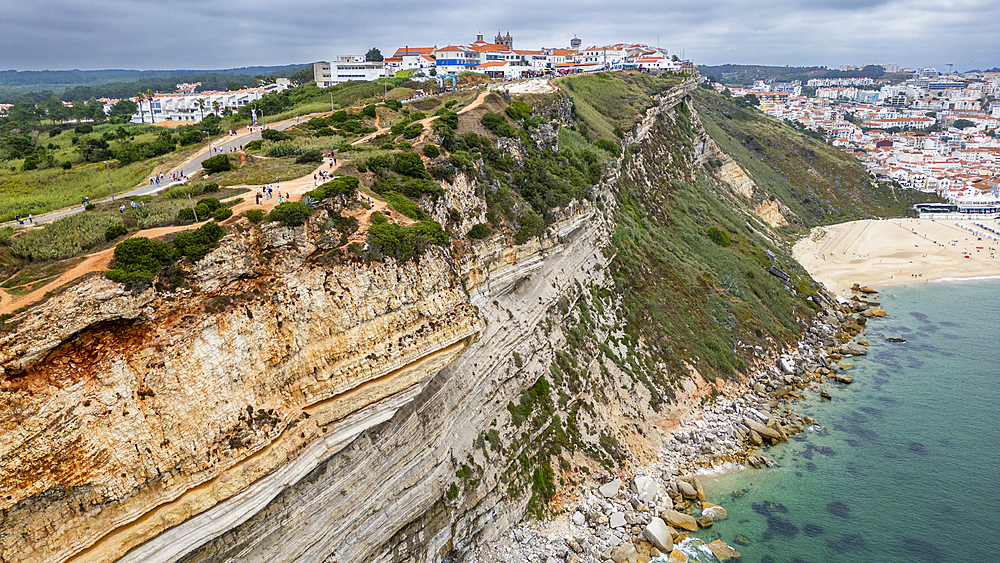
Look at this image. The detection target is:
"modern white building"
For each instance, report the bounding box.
[313,57,387,87]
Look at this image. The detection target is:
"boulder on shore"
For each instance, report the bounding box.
[707,539,742,562]
[642,517,674,552]
[690,477,705,501]
[744,417,781,440]
[676,480,698,499]
[663,509,698,531]
[701,502,728,520]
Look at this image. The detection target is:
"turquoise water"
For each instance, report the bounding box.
[675,280,1000,562]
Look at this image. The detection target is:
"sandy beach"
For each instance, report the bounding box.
[793,217,1000,295]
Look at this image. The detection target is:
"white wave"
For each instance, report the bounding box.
[928,275,1000,284]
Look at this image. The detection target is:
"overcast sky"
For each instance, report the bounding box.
[2,0,998,72]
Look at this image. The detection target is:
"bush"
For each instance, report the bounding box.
[174,221,226,261]
[361,104,377,118]
[383,99,402,111]
[105,223,128,241]
[368,219,449,261]
[436,110,459,130]
[422,144,440,158]
[295,149,324,164]
[393,151,430,179]
[74,124,93,135]
[106,237,175,282]
[61,160,72,170]
[85,203,96,210]
[261,129,292,142]
[212,207,233,221]
[481,113,516,137]
[265,143,301,157]
[305,175,359,202]
[594,139,618,154]
[244,209,264,224]
[267,201,313,226]
[707,227,731,247]
[314,127,337,137]
[244,139,264,151]
[467,223,492,239]
[514,210,546,244]
[202,154,233,174]
[402,123,424,139]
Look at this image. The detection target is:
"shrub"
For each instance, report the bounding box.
[314,127,337,137]
[212,207,233,221]
[361,104,377,118]
[467,223,492,239]
[481,113,516,137]
[356,163,368,173]
[74,124,94,135]
[105,223,128,241]
[267,201,313,226]
[295,149,324,164]
[383,191,427,220]
[514,210,546,244]
[173,221,226,261]
[202,154,233,174]
[106,237,175,282]
[402,123,423,139]
[49,128,62,138]
[85,203,96,210]
[594,139,618,154]
[506,101,533,122]
[261,129,292,142]
[305,175,359,202]
[265,144,301,157]
[436,110,459,130]
[61,160,72,170]
[244,209,264,224]
[244,139,264,151]
[393,151,430,179]
[368,219,449,261]
[422,144,440,158]
[707,227,731,247]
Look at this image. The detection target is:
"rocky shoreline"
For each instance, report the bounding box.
[464,285,884,563]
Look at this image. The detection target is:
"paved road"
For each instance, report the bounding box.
[6,119,299,228]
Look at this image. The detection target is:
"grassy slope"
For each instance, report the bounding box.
[691,86,940,228]
[557,71,685,142]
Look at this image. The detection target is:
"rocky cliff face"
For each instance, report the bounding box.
[1,78,801,563]
[0,219,481,563]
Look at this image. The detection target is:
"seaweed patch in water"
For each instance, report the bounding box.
[908,441,927,455]
[804,461,817,472]
[899,536,945,562]
[752,500,789,516]
[803,523,825,537]
[762,516,799,540]
[845,439,862,448]
[827,501,851,518]
[826,533,867,554]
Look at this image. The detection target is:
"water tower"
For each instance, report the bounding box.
[571,35,582,50]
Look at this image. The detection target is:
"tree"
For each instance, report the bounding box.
[110,99,138,119]
[197,98,206,121]
[202,154,233,174]
[146,89,156,123]
[212,100,221,115]
[136,92,146,124]
[227,81,244,91]
[365,48,384,62]
[952,119,974,129]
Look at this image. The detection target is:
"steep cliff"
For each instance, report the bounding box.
[0,74,915,563]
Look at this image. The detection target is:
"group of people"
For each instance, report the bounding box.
[118,200,144,213]
[254,184,289,205]
[148,171,181,186]
[313,169,336,186]
[12,213,33,225]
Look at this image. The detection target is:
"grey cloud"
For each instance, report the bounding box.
[0,0,996,71]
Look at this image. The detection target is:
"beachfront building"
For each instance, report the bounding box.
[384,47,436,75]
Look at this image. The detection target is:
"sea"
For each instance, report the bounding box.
[660,279,1000,562]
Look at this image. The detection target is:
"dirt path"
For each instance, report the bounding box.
[457,90,490,114]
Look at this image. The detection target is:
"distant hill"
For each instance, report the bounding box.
[697,64,896,86]
[0,64,311,102]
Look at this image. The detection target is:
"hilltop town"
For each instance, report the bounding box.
[719,66,1000,211]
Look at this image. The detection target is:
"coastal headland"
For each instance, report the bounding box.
[794,217,1000,294]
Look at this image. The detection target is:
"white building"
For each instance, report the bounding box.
[313,57,387,87]
[131,84,289,123]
